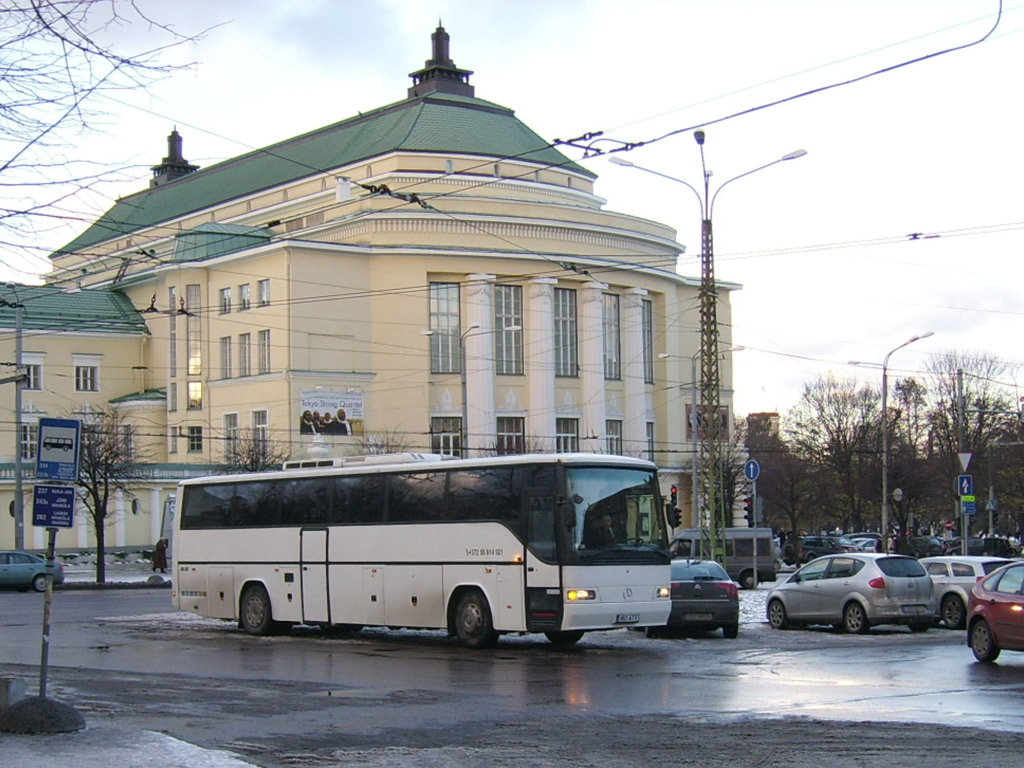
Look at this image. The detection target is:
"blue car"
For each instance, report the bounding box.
[0,550,65,592]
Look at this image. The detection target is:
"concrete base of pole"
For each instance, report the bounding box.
[0,696,86,734]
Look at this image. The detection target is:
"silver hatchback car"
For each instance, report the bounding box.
[766,553,935,633]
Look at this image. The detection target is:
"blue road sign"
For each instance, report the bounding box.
[32,484,76,528]
[36,417,81,482]
[985,498,998,512]
[744,459,761,481]
[962,499,977,516]
[957,474,973,497]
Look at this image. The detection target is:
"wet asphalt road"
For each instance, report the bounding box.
[1,588,1023,766]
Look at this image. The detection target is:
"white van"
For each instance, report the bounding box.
[669,527,777,589]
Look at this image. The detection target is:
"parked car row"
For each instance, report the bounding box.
[782,533,1020,565]
[763,551,1024,665]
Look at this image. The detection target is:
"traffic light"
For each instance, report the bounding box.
[667,485,680,528]
[743,497,754,527]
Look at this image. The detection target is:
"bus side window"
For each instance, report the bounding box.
[388,472,445,522]
[333,474,384,524]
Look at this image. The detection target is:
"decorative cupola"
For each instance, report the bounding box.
[407,23,475,98]
[150,128,199,188]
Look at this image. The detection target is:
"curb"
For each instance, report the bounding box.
[56,580,172,591]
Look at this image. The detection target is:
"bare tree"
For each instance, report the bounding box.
[1,1,202,261]
[351,429,413,456]
[786,373,880,532]
[926,350,1021,537]
[74,407,150,583]
[221,428,291,473]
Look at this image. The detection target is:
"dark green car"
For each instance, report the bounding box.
[0,551,65,592]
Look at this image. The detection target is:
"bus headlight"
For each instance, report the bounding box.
[566,588,596,601]
[657,586,671,599]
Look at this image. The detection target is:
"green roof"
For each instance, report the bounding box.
[56,92,590,256]
[0,284,148,334]
[109,388,166,404]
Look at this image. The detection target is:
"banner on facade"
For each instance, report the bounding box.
[299,390,364,436]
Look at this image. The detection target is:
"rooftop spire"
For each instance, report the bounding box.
[407,24,474,99]
[150,128,199,188]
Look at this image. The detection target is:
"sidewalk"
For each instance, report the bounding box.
[59,557,171,588]
[1,724,257,767]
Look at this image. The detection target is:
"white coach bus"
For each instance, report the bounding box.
[171,453,672,648]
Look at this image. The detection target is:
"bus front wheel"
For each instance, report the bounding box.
[454,589,499,649]
[240,583,276,636]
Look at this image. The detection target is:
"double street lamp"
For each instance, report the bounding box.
[613,135,805,559]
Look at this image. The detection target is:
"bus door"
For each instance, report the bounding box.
[524,491,562,631]
[300,528,329,624]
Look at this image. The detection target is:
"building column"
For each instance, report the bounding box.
[526,278,558,452]
[464,274,496,457]
[622,288,648,457]
[75,489,88,548]
[114,488,126,547]
[578,280,608,453]
[150,487,163,543]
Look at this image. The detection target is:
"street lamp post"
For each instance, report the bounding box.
[879,331,933,552]
[613,139,805,561]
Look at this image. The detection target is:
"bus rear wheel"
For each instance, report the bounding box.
[454,589,498,649]
[545,630,585,647]
[240,583,276,636]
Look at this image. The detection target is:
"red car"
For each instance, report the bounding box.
[967,562,1024,662]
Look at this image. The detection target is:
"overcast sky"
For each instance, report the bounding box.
[19,0,1023,416]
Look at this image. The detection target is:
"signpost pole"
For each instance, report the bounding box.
[39,526,58,698]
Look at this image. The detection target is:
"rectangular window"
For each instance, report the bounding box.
[168,286,177,378]
[257,278,271,307]
[24,364,41,390]
[168,382,177,413]
[75,365,98,391]
[219,287,231,314]
[20,423,38,460]
[257,330,271,374]
[606,419,623,455]
[22,354,43,391]
[603,294,621,380]
[554,287,577,377]
[187,381,202,410]
[430,416,462,457]
[555,418,579,453]
[220,337,232,379]
[252,409,268,444]
[494,285,523,375]
[120,423,135,463]
[238,283,251,311]
[223,413,239,463]
[642,299,654,384]
[239,333,251,377]
[646,421,656,463]
[187,426,203,453]
[73,354,101,392]
[496,416,525,456]
[429,282,460,374]
[168,425,179,455]
[186,284,201,375]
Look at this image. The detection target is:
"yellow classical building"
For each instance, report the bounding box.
[0,26,738,550]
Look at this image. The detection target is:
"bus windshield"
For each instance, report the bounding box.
[566,467,668,561]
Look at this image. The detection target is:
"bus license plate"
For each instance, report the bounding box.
[685,613,714,621]
[615,613,640,624]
